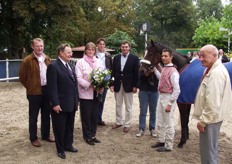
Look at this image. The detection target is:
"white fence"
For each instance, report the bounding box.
[0,58,78,82]
[0,59,22,82]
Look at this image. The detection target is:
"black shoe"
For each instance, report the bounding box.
[151,142,165,148]
[58,152,66,159]
[156,147,172,152]
[65,147,78,153]
[98,121,106,126]
[177,141,186,148]
[86,139,95,146]
[92,137,101,143]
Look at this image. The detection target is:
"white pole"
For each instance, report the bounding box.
[6,59,9,82]
[145,31,147,49]
[228,30,230,55]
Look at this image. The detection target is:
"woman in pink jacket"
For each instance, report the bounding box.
[75,42,104,146]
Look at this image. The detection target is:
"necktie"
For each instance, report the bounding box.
[65,63,74,78]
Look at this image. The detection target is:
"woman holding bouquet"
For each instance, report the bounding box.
[75,42,104,146]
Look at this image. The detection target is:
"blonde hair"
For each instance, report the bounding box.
[85,42,96,52]
[32,38,44,46]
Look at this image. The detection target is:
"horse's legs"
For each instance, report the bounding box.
[177,103,191,148]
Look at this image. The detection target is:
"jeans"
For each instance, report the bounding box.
[98,89,108,123]
[138,90,159,131]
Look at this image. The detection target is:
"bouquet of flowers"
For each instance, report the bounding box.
[89,68,112,102]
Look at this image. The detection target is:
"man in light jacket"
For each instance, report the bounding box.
[193,44,232,164]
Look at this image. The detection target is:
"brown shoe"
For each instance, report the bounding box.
[44,137,55,142]
[123,127,129,133]
[31,140,41,147]
[112,124,123,129]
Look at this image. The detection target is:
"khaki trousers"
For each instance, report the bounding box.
[114,84,133,127]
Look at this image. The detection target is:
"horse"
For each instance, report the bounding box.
[142,40,232,148]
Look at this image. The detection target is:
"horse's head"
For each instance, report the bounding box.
[144,40,162,66]
[141,40,191,72]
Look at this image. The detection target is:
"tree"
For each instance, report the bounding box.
[105,30,137,56]
[192,17,225,48]
[221,4,232,28]
[76,0,136,45]
[132,0,197,49]
[194,0,223,21]
[0,0,137,58]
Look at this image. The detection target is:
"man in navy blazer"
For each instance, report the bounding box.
[110,40,139,133]
[47,44,78,159]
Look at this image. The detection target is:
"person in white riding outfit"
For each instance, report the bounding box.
[151,48,180,152]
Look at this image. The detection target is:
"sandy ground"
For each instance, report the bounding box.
[0,82,232,164]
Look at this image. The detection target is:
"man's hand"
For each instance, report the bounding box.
[132,87,137,93]
[165,105,171,112]
[53,105,62,114]
[197,122,205,133]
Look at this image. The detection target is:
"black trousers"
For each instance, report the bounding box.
[27,87,51,142]
[80,98,99,140]
[51,110,76,153]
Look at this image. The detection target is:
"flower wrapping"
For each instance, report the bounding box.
[90,68,111,102]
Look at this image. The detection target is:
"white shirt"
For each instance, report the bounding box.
[34,53,47,86]
[121,53,129,71]
[96,52,106,69]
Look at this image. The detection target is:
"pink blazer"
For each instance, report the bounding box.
[75,58,103,99]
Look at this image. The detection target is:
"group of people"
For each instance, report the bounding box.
[19,37,231,164]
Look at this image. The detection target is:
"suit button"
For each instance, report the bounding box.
[121,74,123,76]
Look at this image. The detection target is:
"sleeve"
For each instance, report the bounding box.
[154,68,161,80]
[133,56,139,88]
[168,71,181,105]
[19,60,27,88]
[75,60,91,89]
[47,64,59,107]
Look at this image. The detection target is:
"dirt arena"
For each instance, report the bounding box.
[0,82,232,164]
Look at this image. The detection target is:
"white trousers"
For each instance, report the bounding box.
[114,84,133,127]
[156,93,176,150]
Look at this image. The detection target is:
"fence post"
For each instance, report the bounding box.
[6,58,9,82]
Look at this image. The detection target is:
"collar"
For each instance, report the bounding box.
[58,57,68,66]
[164,63,174,67]
[121,53,129,57]
[205,59,221,75]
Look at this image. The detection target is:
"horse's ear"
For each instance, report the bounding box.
[151,39,155,46]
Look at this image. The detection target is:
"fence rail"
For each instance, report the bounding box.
[0,59,22,82]
[0,58,78,82]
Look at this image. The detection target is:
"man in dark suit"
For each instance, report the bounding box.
[47,44,78,159]
[110,40,139,133]
[219,49,230,63]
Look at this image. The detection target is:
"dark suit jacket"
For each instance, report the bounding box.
[111,53,139,92]
[47,58,78,112]
[222,54,230,63]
